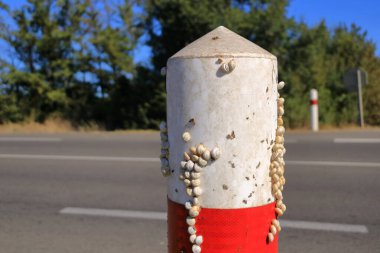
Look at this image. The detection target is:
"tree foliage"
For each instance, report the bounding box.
[0,0,379,129]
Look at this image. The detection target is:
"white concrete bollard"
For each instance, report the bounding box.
[310,89,319,132]
[160,26,287,253]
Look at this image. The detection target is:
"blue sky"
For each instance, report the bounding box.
[2,0,380,64]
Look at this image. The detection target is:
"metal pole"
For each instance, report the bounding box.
[357,69,364,127]
[310,89,319,132]
[160,26,287,253]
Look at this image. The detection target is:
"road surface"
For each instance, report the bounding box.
[0,131,379,252]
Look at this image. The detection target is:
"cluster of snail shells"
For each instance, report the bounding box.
[268,81,287,243]
[160,121,170,176]
[180,131,221,253]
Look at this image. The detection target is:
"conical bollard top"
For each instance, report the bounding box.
[170,26,276,60]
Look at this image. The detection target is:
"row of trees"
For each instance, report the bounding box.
[0,0,379,129]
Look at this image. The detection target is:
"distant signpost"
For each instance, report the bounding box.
[343,68,368,127]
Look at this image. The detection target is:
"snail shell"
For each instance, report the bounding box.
[278,106,285,116]
[181,161,187,169]
[275,207,284,216]
[179,174,185,180]
[182,132,191,142]
[191,179,201,187]
[280,203,287,212]
[186,217,196,226]
[278,97,285,105]
[188,226,196,235]
[268,232,275,242]
[161,141,170,149]
[193,186,203,196]
[189,206,200,217]
[228,59,236,71]
[193,164,202,172]
[221,63,230,73]
[201,150,211,161]
[191,155,200,162]
[190,146,197,154]
[186,187,193,196]
[184,152,191,161]
[191,172,201,179]
[195,235,203,245]
[277,81,285,90]
[185,201,192,210]
[189,234,197,243]
[186,160,195,171]
[184,179,191,187]
[184,171,191,178]
[196,144,206,155]
[276,126,285,135]
[198,158,208,167]
[192,245,202,253]
[160,158,169,167]
[275,190,283,200]
[270,225,277,235]
[275,136,284,144]
[277,117,284,126]
[161,167,170,176]
[160,133,168,141]
[210,147,221,160]
[159,121,167,132]
[193,197,200,205]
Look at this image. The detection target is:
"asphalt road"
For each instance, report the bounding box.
[0,131,379,253]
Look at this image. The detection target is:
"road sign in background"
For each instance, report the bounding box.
[344,68,368,127]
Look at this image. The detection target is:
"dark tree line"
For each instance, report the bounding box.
[0,0,379,129]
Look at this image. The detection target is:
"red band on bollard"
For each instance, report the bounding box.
[168,198,278,253]
[310,100,318,105]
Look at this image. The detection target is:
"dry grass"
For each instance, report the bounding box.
[0,119,159,134]
[1,119,378,134]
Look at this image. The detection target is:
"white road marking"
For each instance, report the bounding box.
[0,137,62,142]
[280,220,368,234]
[60,207,166,220]
[0,153,379,167]
[0,154,157,162]
[287,160,380,168]
[334,138,380,144]
[60,207,368,234]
